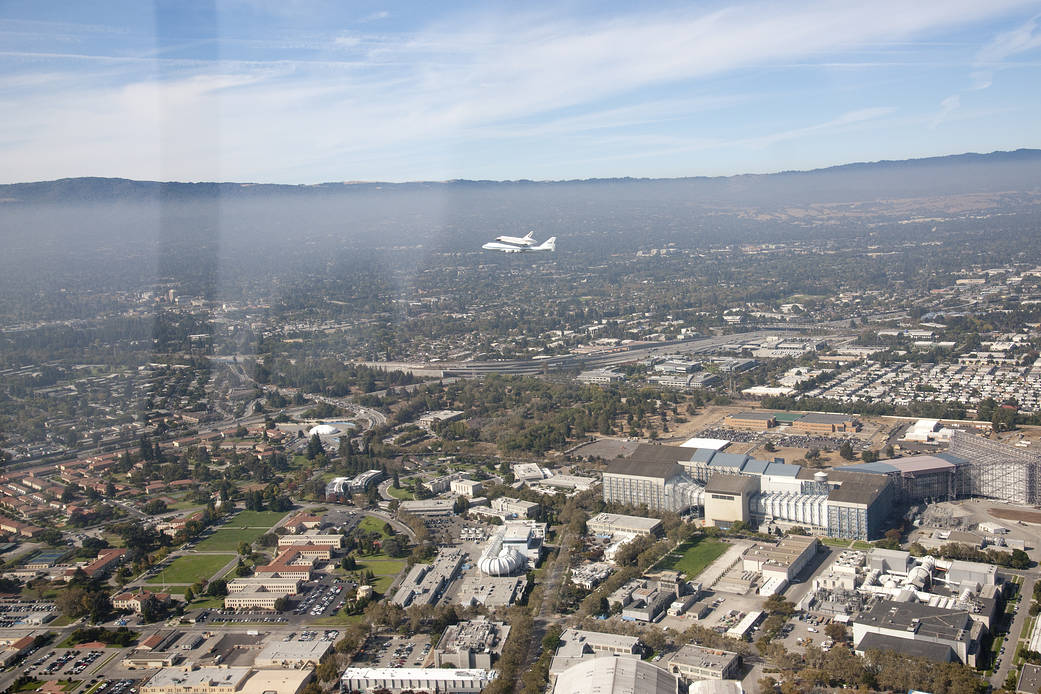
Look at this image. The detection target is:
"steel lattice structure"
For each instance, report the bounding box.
[949,431,1041,505]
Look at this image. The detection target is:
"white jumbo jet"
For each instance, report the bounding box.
[495,230,537,246]
[482,236,556,253]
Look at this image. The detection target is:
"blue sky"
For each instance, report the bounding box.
[1,1,1040,183]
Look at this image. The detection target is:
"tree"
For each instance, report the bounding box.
[184,587,194,603]
[206,579,228,597]
[838,441,856,460]
[824,622,848,642]
[306,433,325,460]
[1010,548,1031,570]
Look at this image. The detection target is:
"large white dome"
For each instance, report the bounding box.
[478,547,525,577]
[308,424,340,437]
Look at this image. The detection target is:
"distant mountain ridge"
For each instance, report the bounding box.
[2,148,1041,205]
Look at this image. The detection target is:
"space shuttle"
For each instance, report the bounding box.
[494,230,537,246]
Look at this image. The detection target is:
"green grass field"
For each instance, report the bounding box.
[821,537,854,548]
[386,486,414,500]
[353,551,407,594]
[658,537,728,579]
[226,510,290,527]
[144,553,235,584]
[194,527,269,552]
[358,516,393,536]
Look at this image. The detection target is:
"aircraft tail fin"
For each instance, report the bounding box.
[536,237,556,251]
[523,230,535,240]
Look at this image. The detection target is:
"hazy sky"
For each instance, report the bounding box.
[2,1,1040,183]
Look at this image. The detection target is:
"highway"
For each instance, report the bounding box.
[390,329,789,377]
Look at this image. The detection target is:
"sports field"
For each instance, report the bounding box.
[658,537,728,579]
[144,553,235,585]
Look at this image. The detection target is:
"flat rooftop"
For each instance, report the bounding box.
[254,638,332,663]
[588,513,663,532]
[666,644,739,671]
[705,475,758,495]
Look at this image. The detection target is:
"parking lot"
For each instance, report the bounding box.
[206,610,289,624]
[85,678,138,694]
[0,600,58,627]
[294,578,355,617]
[24,649,106,678]
[352,634,432,668]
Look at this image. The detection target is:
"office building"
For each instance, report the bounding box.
[278,532,343,550]
[491,497,540,519]
[450,478,484,498]
[340,668,495,694]
[433,617,510,669]
[665,644,741,681]
[587,513,662,537]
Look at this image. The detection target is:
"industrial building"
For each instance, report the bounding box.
[340,668,496,694]
[602,444,895,539]
[833,453,971,503]
[553,658,682,694]
[397,498,457,516]
[570,562,614,590]
[601,446,705,513]
[549,629,644,676]
[723,412,777,430]
[805,547,1001,633]
[665,644,741,681]
[791,413,859,434]
[703,475,758,530]
[535,475,598,493]
[433,617,510,669]
[1017,664,1041,694]
[141,666,312,694]
[391,548,464,607]
[608,572,687,623]
[949,431,1041,505]
[852,600,986,666]
[741,535,819,595]
[476,521,544,576]
[587,513,662,537]
[253,638,332,668]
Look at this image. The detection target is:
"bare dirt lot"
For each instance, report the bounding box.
[989,508,1041,525]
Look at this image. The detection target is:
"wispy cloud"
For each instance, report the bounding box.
[972,14,1041,88]
[0,0,1038,182]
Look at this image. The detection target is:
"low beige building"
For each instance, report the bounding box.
[141,666,311,694]
[703,475,757,529]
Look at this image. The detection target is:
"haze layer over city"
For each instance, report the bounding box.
[2,3,1041,694]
